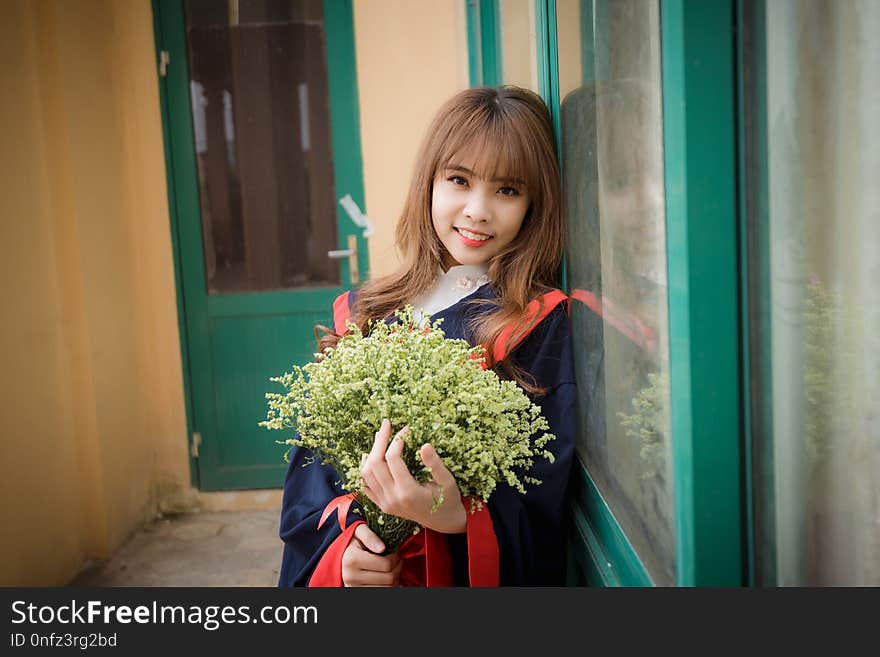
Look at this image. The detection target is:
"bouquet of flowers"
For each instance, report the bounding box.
[261,306,555,551]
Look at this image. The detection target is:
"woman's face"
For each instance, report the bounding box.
[431,149,531,270]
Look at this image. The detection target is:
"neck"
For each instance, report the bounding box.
[439,262,489,276]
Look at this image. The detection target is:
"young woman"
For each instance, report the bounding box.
[278,85,576,586]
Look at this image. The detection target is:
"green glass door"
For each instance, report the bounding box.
[154,0,367,490]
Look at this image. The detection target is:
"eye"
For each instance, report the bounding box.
[448,175,468,187]
[498,186,520,197]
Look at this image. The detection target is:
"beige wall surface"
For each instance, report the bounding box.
[0,0,191,586]
[0,0,467,586]
[352,0,468,278]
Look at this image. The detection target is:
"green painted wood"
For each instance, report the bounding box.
[570,463,654,586]
[480,0,501,86]
[737,0,774,586]
[324,0,369,281]
[544,0,561,166]
[545,0,567,292]
[151,0,199,488]
[157,0,214,490]
[465,0,501,87]
[205,287,341,318]
[571,503,620,586]
[535,0,551,104]
[207,312,328,489]
[532,0,567,291]
[466,0,482,86]
[154,0,367,490]
[157,0,230,491]
[661,0,744,586]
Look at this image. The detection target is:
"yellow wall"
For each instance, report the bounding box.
[0,0,191,585]
[0,0,465,585]
[556,0,583,100]
[353,0,469,278]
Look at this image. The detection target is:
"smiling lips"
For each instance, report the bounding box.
[455,227,493,247]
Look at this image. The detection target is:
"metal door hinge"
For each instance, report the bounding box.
[159,50,170,77]
[190,432,202,458]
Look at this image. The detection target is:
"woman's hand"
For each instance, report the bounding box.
[360,419,467,534]
[341,524,403,587]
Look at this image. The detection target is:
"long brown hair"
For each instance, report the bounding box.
[319,85,564,393]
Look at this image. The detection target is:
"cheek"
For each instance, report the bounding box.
[430,196,445,231]
[504,200,530,235]
[431,190,459,224]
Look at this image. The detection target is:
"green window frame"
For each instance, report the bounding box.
[466,0,502,87]
[736,0,769,586]
[470,0,747,586]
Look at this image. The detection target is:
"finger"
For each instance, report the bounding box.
[384,425,410,457]
[364,419,394,492]
[352,551,398,573]
[360,481,383,509]
[354,523,386,554]
[385,426,416,485]
[420,443,457,488]
[360,452,384,499]
[349,568,400,587]
[369,418,392,460]
[346,539,398,574]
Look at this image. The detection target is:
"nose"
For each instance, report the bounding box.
[463,191,491,223]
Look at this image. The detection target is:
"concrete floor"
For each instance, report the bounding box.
[69,508,283,587]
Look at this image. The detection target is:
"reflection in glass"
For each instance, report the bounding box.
[184,0,339,295]
[498,0,539,92]
[745,0,880,585]
[557,0,673,584]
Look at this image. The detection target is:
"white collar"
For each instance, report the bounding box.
[439,263,490,289]
[410,264,490,325]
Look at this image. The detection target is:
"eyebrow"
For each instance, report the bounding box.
[446,165,525,187]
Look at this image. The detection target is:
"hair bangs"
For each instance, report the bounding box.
[435,109,538,194]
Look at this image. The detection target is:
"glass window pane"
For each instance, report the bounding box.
[745,0,880,585]
[498,0,539,92]
[558,0,674,584]
[184,0,339,295]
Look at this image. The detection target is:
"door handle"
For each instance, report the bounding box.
[327,235,359,286]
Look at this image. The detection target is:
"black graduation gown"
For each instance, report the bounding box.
[277,284,577,586]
